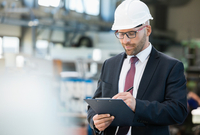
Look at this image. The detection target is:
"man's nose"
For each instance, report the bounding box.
[122,34,131,44]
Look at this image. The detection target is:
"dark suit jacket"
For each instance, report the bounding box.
[87,47,188,135]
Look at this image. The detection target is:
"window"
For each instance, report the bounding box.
[36,40,49,57]
[2,36,19,53]
[68,0,100,16]
[38,0,60,7]
[0,37,2,56]
[36,40,49,49]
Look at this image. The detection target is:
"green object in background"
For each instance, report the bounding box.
[180,57,188,71]
[182,39,200,48]
[187,81,197,91]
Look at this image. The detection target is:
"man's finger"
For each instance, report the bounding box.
[94,116,115,131]
[112,92,131,99]
[93,114,110,120]
[112,93,130,100]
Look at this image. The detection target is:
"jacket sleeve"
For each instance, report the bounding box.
[87,61,106,133]
[87,79,102,130]
[134,61,188,125]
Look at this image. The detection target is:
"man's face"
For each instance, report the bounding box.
[118,25,148,56]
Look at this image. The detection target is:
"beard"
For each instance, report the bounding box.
[124,32,147,56]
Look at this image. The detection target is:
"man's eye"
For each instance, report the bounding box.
[128,32,135,35]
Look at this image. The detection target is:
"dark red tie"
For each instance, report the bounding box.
[117,57,138,135]
[124,57,138,94]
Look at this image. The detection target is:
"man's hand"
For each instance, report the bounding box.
[93,114,115,131]
[112,92,136,112]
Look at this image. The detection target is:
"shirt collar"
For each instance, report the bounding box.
[127,43,152,63]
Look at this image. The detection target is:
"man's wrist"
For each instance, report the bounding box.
[94,127,102,135]
[92,119,102,135]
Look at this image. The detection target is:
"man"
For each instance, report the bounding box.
[87,0,188,135]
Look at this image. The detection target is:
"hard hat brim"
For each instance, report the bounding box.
[111,17,153,30]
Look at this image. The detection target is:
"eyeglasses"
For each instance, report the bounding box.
[115,25,147,39]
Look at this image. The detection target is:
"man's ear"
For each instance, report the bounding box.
[146,25,152,36]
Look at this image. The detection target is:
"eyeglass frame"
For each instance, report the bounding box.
[114,25,148,39]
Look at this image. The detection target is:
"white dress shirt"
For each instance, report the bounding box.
[117,43,152,135]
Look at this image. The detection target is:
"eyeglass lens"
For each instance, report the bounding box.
[116,31,136,39]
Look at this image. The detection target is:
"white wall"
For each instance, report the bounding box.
[0,24,21,37]
[50,31,124,62]
[86,31,123,50]
[37,28,65,42]
[51,30,65,42]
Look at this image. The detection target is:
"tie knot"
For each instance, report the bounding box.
[130,57,138,64]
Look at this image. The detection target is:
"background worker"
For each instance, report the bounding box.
[87,0,188,135]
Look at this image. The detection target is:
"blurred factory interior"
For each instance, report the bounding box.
[0,0,200,135]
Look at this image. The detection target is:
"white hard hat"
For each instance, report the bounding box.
[111,0,153,30]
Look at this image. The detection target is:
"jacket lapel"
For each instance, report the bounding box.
[136,47,160,99]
